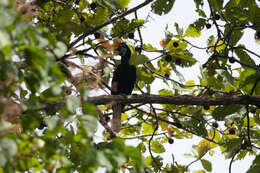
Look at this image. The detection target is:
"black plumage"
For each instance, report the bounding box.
[111,43,136,132]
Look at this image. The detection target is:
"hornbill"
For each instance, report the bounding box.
[111,43,136,132]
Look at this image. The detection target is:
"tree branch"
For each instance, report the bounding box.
[68,0,153,49]
[87,94,260,106]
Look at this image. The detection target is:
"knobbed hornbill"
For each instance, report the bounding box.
[111,43,136,132]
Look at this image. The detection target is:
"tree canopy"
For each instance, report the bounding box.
[1,0,260,172]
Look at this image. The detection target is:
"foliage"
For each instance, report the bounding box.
[1,0,260,172]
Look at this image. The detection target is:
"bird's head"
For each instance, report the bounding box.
[117,42,131,64]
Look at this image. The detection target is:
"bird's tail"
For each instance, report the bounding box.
[111,103,122,133]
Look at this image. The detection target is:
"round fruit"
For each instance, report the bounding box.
[128,32,134,39]
[164,73,170,79]
[90,2,97,10]
[80,16,85,22]
[229,57,236,63]
[175,58,182,65]
[174,122,183,128]
[135,46,142,54]
[165,54,172,62]
[75,0,80,5]
[212,122,219,128]
[206,23,212,29]
[204,105,210,110]
[229,128,235,135]
[215,14,221,20]
[94,32,101,39]
[168,138,174,144]
[173,41,179,48]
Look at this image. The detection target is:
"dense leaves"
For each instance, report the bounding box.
[1,0,260,172]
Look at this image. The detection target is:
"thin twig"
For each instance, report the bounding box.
[68,0,153,49]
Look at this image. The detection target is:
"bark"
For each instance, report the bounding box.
[87,94,260,106]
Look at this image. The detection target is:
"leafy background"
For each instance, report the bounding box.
[1,0,260,172]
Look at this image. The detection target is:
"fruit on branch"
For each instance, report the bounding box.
[168,138,174,144]
[173,122,183,128]
[165,54,172,62]
[90,2,97,10]
[80,16,85,22]
[228,128,236,135]
[215,14,220,20]
[212,122,219,128]
[164,73,170,79]
[175,58,182,65]
[206,23,212,29]
[203,105,210,110]
[173,41,179,48]
[229,57,236,64]
[128,32,134,39]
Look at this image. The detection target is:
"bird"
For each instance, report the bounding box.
[111,42,136,133]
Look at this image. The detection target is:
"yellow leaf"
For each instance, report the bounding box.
[216,40,226,51]
[185,80,195,88]
[121,113,128,122]
[197,139,210,157]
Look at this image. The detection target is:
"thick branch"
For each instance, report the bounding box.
[87,94,260,106]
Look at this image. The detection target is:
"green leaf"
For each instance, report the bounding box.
[40,86,63,101]
[255,81,260,95]
[240,68,259,94]
[185,80,195,88]
[0,138,17,165]
[130,54,149,65]
[0,152,7,167]
[0,8,16,29]
[0,31,10,48]
[44,115,59,129]
[209,0,223,11]
[66,96,80,114]
[215,69,235,87]
[82,102,98,116]
[229,30,243,46]
[158,89,174,95]
[142,123,154,134]
[53,42,67,57]
[201,159,212,172]
[185,27,201,37]
[151,140,165,154]
[246,155,260,173]
[235,47,256,65]
[151,0,175,15]
[81,115,98,136]
[118,0,130,9]
[249,1,260,29]
[143,44,157,51]
[212,104,243,121]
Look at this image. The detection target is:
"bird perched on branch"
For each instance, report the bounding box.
[111,42,136,132]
